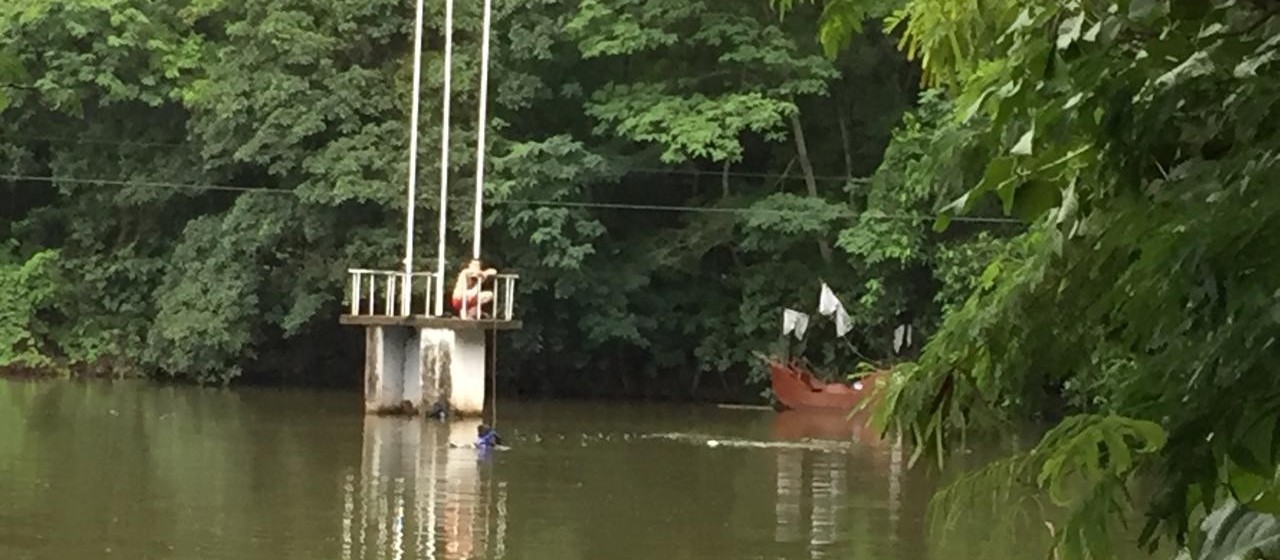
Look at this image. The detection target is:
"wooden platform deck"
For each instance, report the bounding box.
[339,315,523,330]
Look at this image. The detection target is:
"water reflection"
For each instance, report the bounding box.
[770,408,912,559]
[1,381,1112,560]
[342,417,506,560]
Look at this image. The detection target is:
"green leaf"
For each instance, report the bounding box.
[1056,13,1084,50]
[974,157,1017,201]
[1129,0,1168,23]
[1082,21,1101,42]
[1103,424,1133,473]
[1011,180,1061,223]
[1011,127,1034,156]
[1234,51,1277,79]
[978,260,1001,290]
[1228,466,1269,505]
[1155,51,1215,89]
[1195,499,1280,560]
[1229,415,1277,477]
[932,213,953,233]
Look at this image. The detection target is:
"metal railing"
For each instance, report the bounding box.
[347,269,442,317]
[457,273,519,322]
[345,269,519,321]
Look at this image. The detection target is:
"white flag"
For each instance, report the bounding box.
[782,309,810,340]
[893,323,914,353]
[835,304,853,337]
[818,283,840,316]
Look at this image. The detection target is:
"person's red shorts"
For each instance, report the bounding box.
[451,295,478,313]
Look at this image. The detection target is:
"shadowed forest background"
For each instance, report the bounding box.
[0,0,1014,398]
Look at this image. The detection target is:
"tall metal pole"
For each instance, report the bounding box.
[472,0,493,260]
[434,0,455,316]
[403,0,427,316]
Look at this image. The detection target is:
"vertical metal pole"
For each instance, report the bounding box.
[491,278,500,319]
[351,273,360,316]
[385,275,393,316]
[472,0,493,260]
[403,0,427,316]
[427,274,437,317]
[505,278,514,320]
[434,0,455,317]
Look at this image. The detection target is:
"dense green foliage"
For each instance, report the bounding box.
[777,0,1280,557]
[0,246,57,371]
[0,0,1011,396]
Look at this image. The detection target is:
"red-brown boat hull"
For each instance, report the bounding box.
[768,360,881,411]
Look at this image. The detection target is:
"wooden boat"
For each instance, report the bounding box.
[768,358,882,412]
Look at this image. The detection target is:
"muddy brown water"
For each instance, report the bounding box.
[0,379,1122,560]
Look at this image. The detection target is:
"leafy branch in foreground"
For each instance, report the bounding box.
[773,0,1280,558]
[930,415,1165,559]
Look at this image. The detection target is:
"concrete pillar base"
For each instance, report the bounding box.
[363,325,489,417]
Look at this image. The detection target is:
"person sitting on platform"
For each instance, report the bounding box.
[451,259,496,319]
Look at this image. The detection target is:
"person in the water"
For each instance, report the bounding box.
[476,424,503,448]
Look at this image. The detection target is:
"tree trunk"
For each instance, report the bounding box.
[836,101,854,179]
[770,158,795,192]
[721,159,731,198]
[790,110,834,264]
[690,163,700,198]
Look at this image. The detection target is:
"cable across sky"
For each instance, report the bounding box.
[1,173,1023,224]
[0,133,868,184]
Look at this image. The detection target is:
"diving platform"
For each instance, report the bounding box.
[342,269,520,417]
[349,0,507,418]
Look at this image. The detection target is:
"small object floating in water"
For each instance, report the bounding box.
[643,432,855,453]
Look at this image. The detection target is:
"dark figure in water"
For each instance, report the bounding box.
[428,401,448,421]
[476,424,503,448]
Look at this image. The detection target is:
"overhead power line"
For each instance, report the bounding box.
[0,134,868,184]
[1,174,284,194]
[1,173,1023,224]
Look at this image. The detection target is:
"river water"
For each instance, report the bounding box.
[1,379,1078,560]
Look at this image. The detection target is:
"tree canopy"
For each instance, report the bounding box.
[1,0,1010,399]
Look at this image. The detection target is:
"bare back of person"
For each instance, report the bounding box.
[451,259,496,318]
